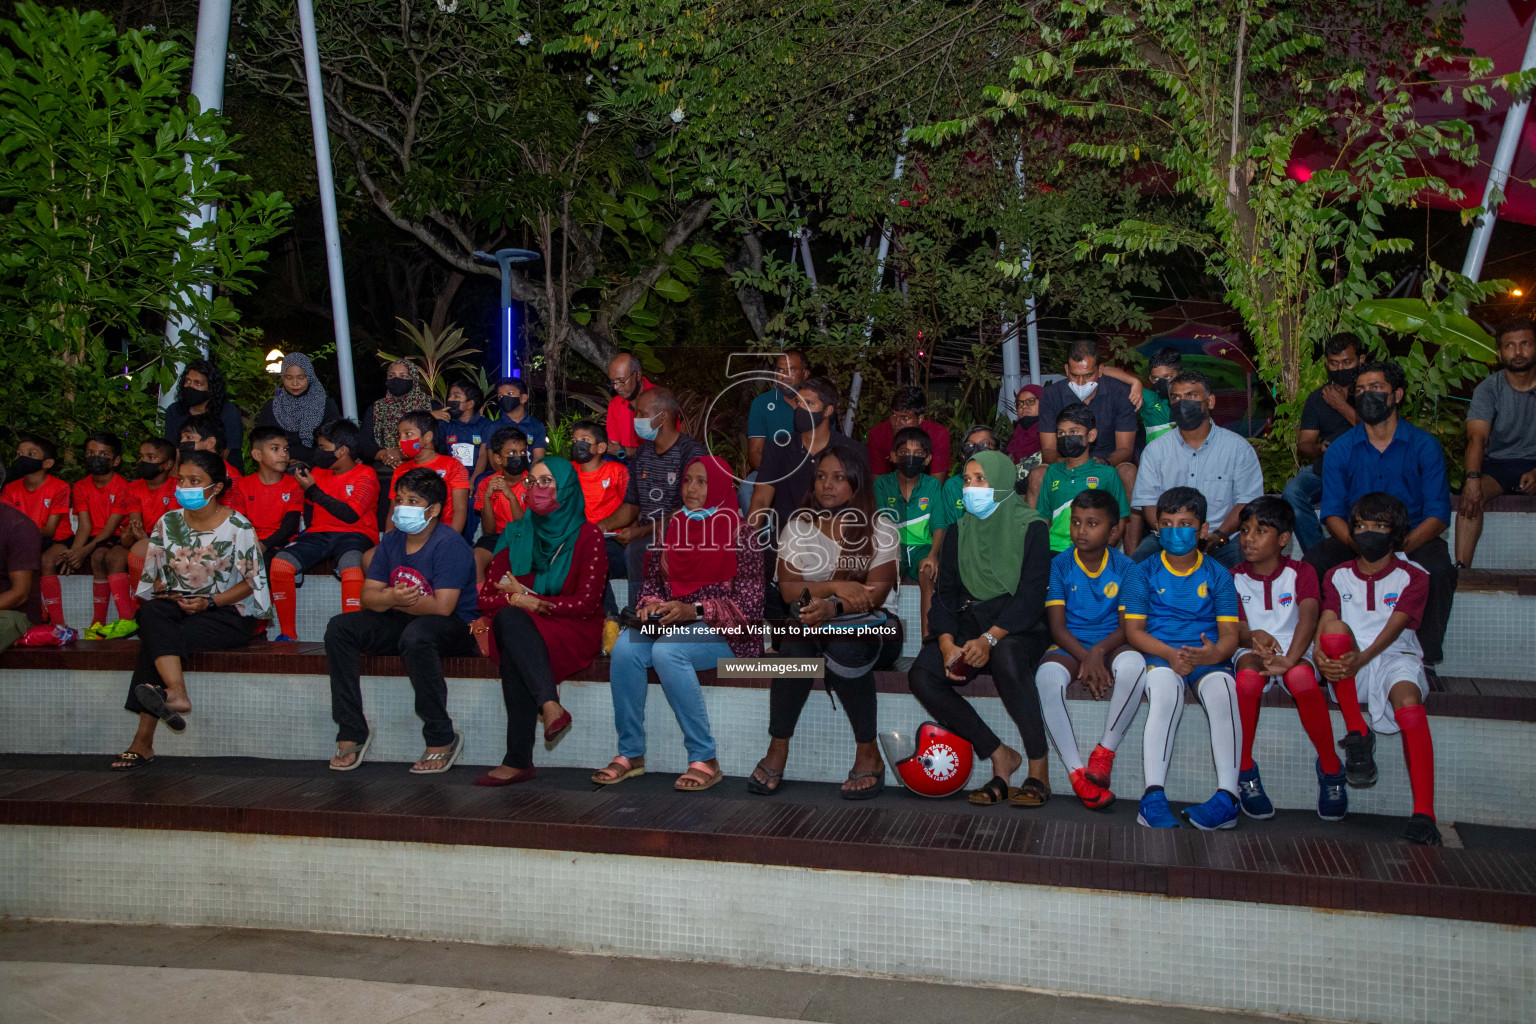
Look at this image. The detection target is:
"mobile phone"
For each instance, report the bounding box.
[945,648,980,683]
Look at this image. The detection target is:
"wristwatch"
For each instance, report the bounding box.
[693,602,706,618]
[983,632,998,647]
[1465,471,1482,479]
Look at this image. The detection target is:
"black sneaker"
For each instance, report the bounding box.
[1338,729,1377,788]
[1402,813,1442,846]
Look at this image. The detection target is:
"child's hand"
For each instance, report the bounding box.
[918,554,939,582]
[1168,648,1196,677]
[1314,645,1358,682]
[1250,630,1280,658]
[1182,632,1223,666]
[1260,653,1293,677]
[1078,650,1111,698]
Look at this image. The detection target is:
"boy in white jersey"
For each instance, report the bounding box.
[1230,496,1347,822]
[1314,492,1439,846]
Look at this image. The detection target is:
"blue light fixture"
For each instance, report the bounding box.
[472,248,540,378]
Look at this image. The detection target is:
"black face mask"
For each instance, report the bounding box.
[570,440,595,463]
[1326,366,1359,390]
[385,378,413,397]
[792,406,826,433]
[1355,390,1394,426]
[1015,414,1039,431]
[504,455,530,475]
[1057,434,1089,459]
[84,455,115,476]
[1151,379,1172,401]
[178,441,199,453]
[1170,399,1208,431]
[961,440,994,458]
[9,456,43,478]
[499,394,523,415]
[180,386,209,407]
[1352,529,1394,562]
[136,460,165,480]
[311,448,339,470]
[895,455,927,479]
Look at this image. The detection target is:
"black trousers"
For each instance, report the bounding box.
[624,530,655,610]
[124,599,259,714]
[1303,535,1456,664]
[769,629,901,745]
[908,630,1050,762]
[491,606,560,769]
[325,609,476,746]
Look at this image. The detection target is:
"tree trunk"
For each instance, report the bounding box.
[726,230,769,341]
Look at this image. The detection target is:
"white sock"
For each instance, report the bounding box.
[1036,660,1082,772]
[1142,667,1185,791]
[1198,671,1241,796]
[1098,650,1148,752]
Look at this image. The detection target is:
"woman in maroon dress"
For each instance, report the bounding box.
[474,456,605,786]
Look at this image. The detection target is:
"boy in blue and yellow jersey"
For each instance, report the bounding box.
[1035,490,1146,810]
[1120,486,1243,831]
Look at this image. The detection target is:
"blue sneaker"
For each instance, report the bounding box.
[1237,764,1275,819]
[1317,759,1349,821]
[1184,790,1240,830]
[1137,789,1182,828]
[273,633,297,643]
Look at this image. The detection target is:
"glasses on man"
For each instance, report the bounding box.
[609,372,636,388]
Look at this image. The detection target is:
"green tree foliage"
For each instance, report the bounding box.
[0,3,290,454]
[918,0,1523,421]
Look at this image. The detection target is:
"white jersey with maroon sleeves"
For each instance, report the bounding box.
[1234,556,1319,654]
[1322,557,1430,659]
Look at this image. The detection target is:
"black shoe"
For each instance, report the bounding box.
[1338,729,1377,788]
[1402,813,1442,846]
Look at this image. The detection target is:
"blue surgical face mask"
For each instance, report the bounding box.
[1160,525,1199,556]
[175,485,211,511]
[681,504,717,521]
[962,486,1000,520]
[392,505,434,535]
[633,414,660,441]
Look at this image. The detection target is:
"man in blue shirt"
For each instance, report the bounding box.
[324,467,479,775]
[1305,359,1456,664]
[491,378,548,462]
[741,350,808,511]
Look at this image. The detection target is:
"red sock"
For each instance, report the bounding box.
[1235,669,1266,772]
[1395,704,1435,820]
[127,550,145,585]
[1283,663,1342,774]
[340,567,364,616]
[107,573,138,620]
[270,559,298,638]
[40,574,63,626]
[92,578,110,625]
[1319,632,1371,735]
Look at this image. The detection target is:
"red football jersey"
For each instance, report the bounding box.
[474,473,528,535]
[127,477,179,531]
[71,474,132,538]
[576,461,628,524]
[308,464,379,542]
[1,476,72,541]
[390,454,469,524]
[227,473,306,541]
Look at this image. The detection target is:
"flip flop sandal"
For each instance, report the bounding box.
[133,684,187,731]
[109,750,154,771]
[1010,776,1052,808]
[675,761,724,792]
[409,731,465,775]
[841,763,886,801]
[746,759,785,795]
[592,755,644,786]
[968,775,1016,805]
[329,729,373,772]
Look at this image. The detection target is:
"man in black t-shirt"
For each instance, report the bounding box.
[1284,333,1361,551]
[608,387,705,606]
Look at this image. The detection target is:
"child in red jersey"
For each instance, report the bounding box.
[1229,496,1344,822]
[269,419,379,640]
[104,439,179,631]
[389,410,469,534]
[68,433,132,635]
[472,426,530,582]
[2,433,72,624]
[1314,492,1440,846]
[227,426,305,565]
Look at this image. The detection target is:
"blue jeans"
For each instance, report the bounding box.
[1282,464,1325,552]
[610,622,732,763]
[1132,530,1243,569]
[737,470,758,515]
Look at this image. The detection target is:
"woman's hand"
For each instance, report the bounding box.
[377,447,402,468]
[493,572,520,595]
[960,636,992,668]
[938,635,966,680]
[829,581,874,613]
[653,600,698,626]
[798,597,834,627]
[175,596,210,615]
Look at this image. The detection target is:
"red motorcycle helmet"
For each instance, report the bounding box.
[878,721,974,798]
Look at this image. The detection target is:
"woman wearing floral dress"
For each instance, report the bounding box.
[110,451,271,769]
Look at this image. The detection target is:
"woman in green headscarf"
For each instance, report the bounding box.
[474,457,606,787]
[907,449,1055,807]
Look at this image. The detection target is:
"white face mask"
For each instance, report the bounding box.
[1068,380,1098,401]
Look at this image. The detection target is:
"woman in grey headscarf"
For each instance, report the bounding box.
[255,352,341,465]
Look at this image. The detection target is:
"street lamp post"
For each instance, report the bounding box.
[473,248,541,378]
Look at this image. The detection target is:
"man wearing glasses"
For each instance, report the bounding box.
[605,355,656,459]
